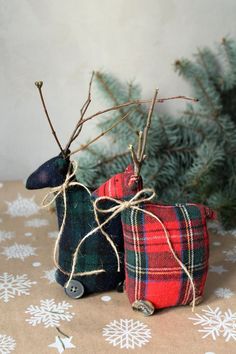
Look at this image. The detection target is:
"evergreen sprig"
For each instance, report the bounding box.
[77,38,236,229]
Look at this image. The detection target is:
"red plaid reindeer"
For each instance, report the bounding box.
[93,91,216,316]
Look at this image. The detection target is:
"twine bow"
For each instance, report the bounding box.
[67,188,196,311]
[41,161,105,277]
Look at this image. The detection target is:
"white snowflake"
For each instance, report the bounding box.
[223,246,236,263]
[0,273,37,303]
[215,288,234,299]
[48,231,58,239]
[0,231,15,243]
[209,265,228,274]
[5,194,39,217]
[189,306,236,342]
[25,218,49,228]
[103,319,151,349]
[1,243,37,261]
[101,295,112,302]
[25,299,75,328]
[208,221,236,237]
[212,241,221,246]
[0,334,16,354]
[41,268,56,284]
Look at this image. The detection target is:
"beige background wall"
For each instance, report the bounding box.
[1,0,236,180]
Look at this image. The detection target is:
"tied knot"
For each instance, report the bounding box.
[123,201,131,209]
[94,188,156,215]
[41,161,91,209]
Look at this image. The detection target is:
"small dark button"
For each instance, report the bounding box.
[64,280,84,299]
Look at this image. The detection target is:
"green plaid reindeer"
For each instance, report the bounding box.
[26,76,159,299]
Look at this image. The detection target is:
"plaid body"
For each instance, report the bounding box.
[122,202,215,309]
[55,185,124,294]
[56,165,142,295]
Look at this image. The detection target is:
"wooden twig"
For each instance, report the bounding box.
[137,131,143,160]
[139,89,159,162]
[69,109,135,156]
[129,144,140,173]
[71,95,198,132]
[35,81,65,156]
[80,72,94,116]
[65,72,95,152]
[130,89,159,176]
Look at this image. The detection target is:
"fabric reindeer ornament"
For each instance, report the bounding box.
[93,90,216,315]
[26,79,148,299]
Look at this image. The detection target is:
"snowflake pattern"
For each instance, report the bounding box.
[25,299,75,328]
[207,220,236,236]
[103,319,151,349]
[0,231,15,243]
[0,334,16,354]
[209,265,228,274]
[5,194,39,217]
[1,243,37,261]
[223,246,236,263]
[25,218,49,228]
[41,268,56,284]
[215,288,234,299]
[189,306,236,342]
[0,273,37,303]
[48,231,58,239]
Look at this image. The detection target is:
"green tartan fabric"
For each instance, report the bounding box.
[55,185,125,294]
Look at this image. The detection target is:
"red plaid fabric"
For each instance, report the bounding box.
[93,165,142,199]
[122,202,216,309]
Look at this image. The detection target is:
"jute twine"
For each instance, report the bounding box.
[41,162,196,311]
[42,161,105,276]
[67,188,196,312]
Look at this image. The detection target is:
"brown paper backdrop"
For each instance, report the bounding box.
[0,181,235,354]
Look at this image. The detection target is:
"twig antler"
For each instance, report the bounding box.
[69,109,136,156]
[68,95,198,135]
[35,81,65,157]
[129,88,200,176]
[34,76,198,161]
[129,89,159,176]
[65,71,95,152]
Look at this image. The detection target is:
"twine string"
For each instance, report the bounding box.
[41,161,105,277]
[66,188,196,311]
[66,189,156,286]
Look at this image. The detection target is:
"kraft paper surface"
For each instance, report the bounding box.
[0,181,235,354]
